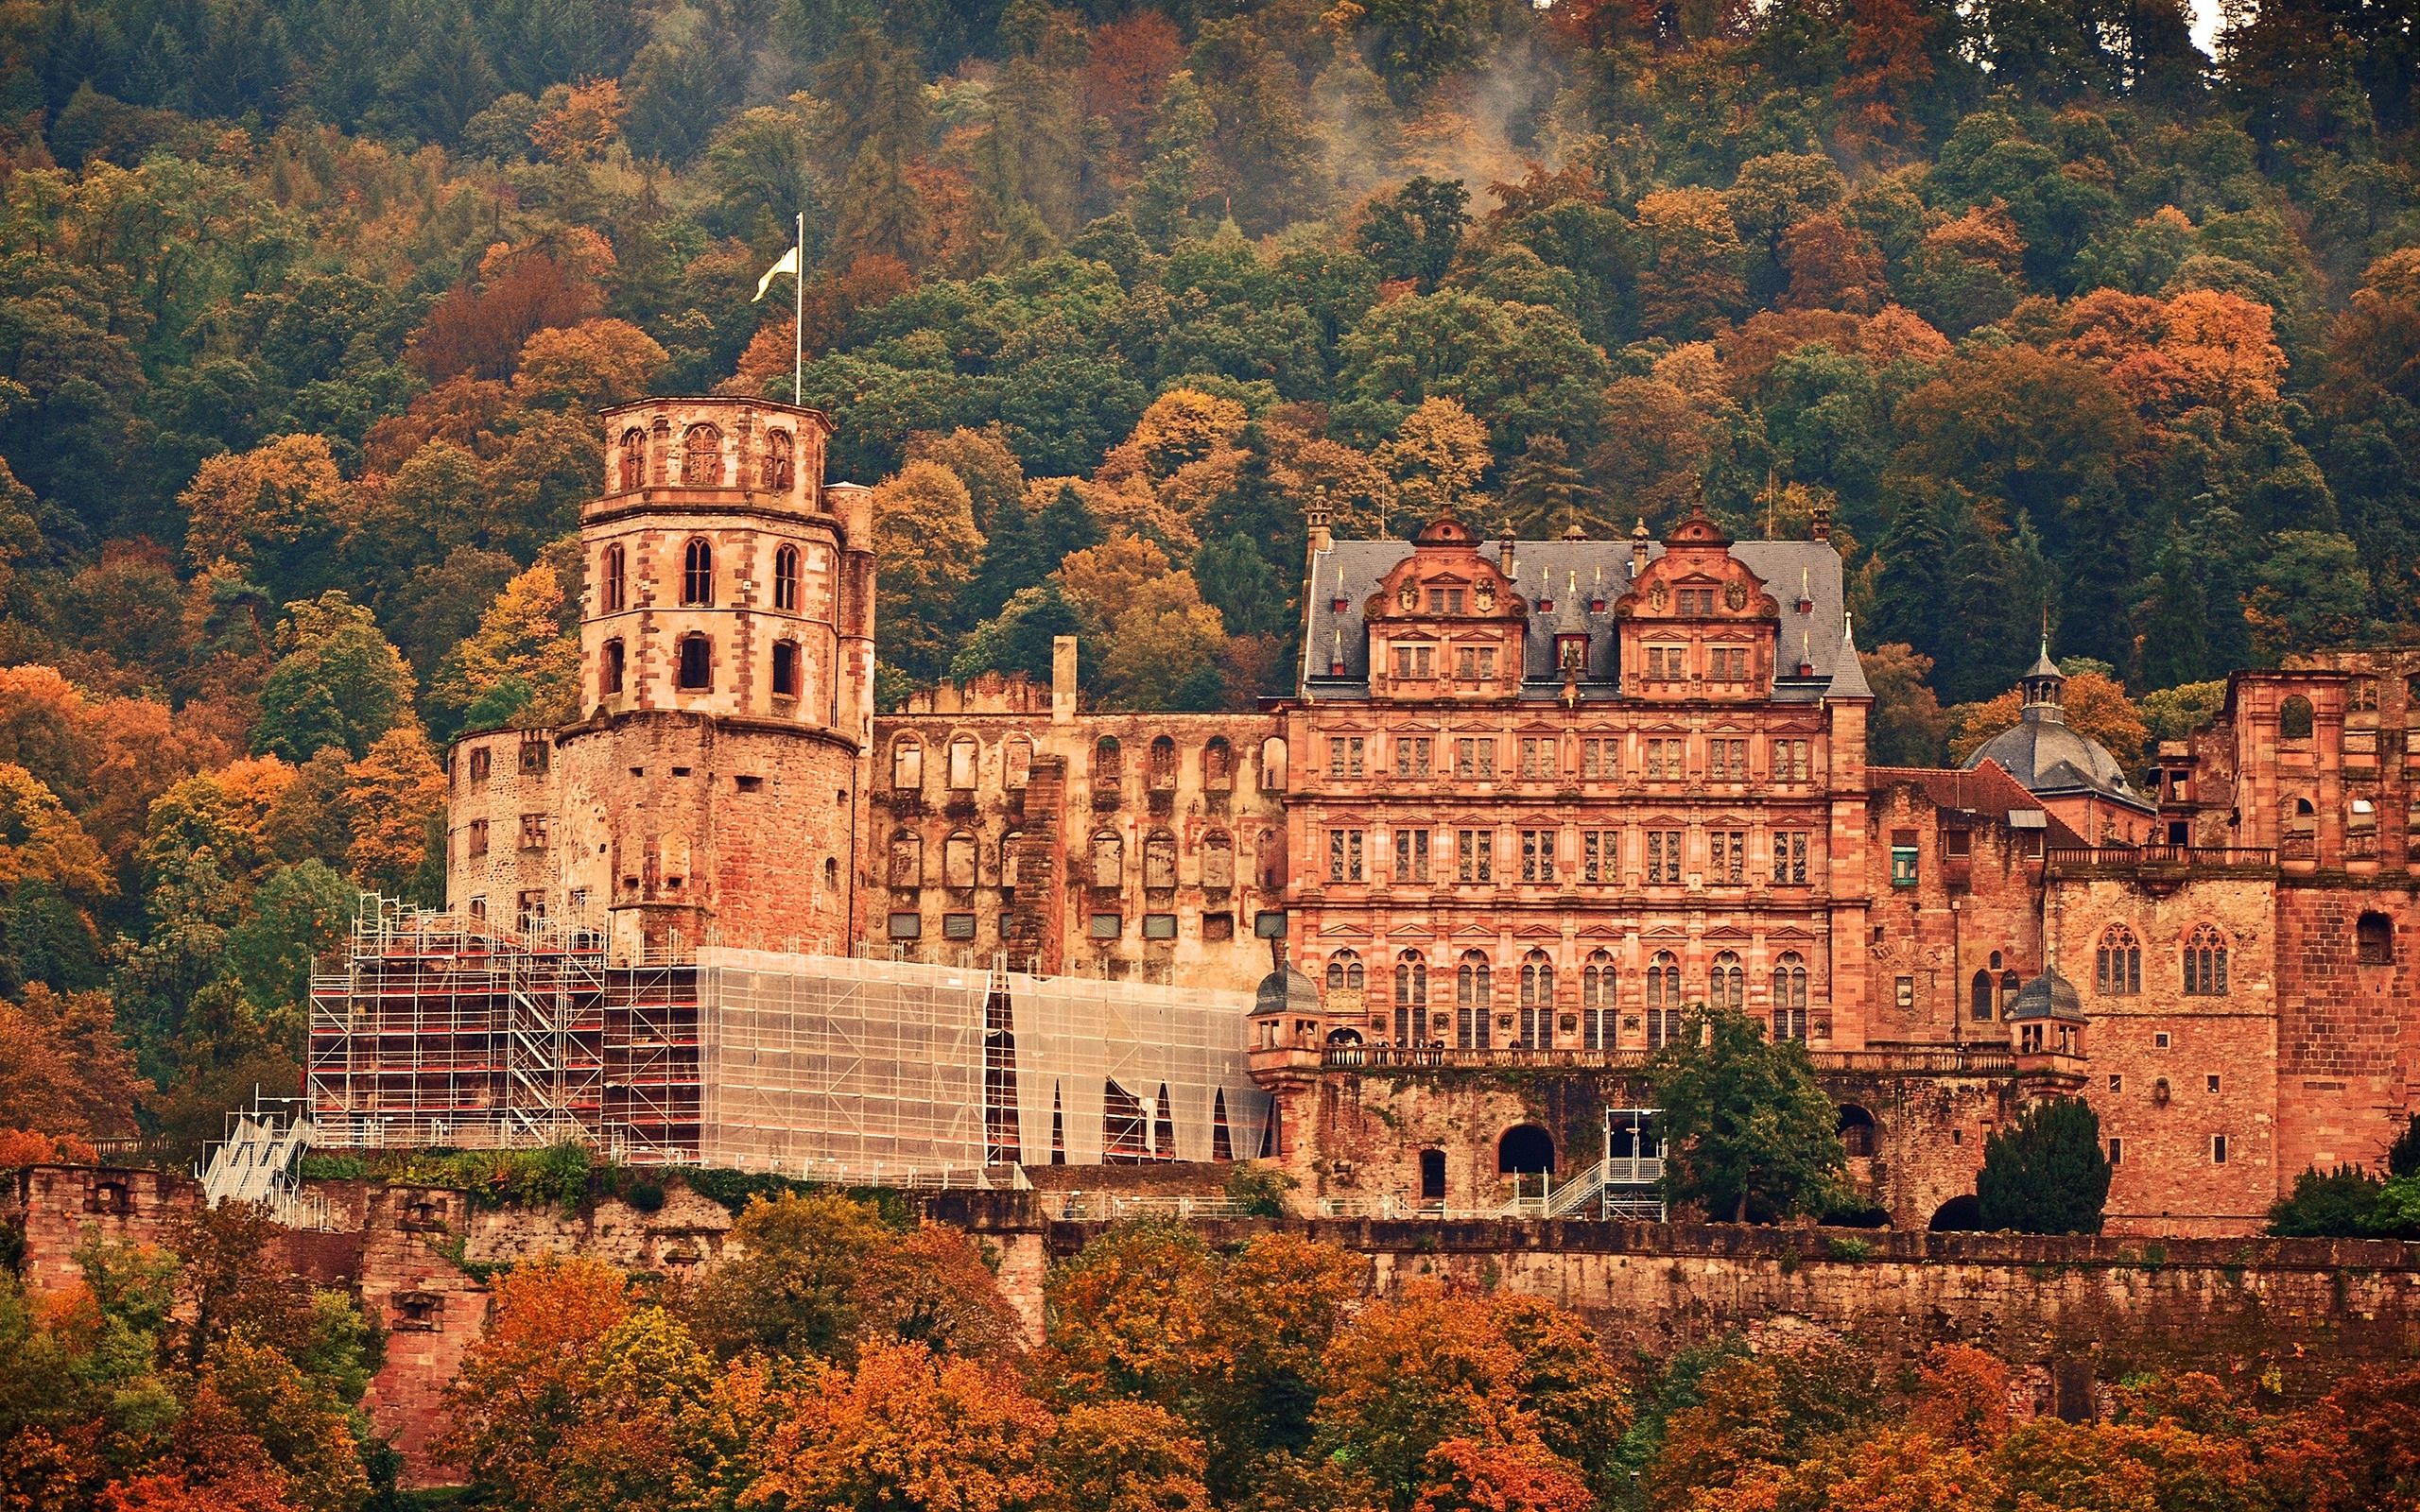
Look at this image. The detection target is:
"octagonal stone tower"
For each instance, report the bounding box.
[551,396,875,959]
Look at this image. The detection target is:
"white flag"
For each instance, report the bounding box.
[752,245,801,301]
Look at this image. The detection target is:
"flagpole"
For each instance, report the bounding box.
[793,212,804,405]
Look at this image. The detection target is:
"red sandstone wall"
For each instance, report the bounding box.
[2273,884,2419,1180]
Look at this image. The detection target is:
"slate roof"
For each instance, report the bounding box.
[1867,760,2084,846]
[1962,706,2154,815]
[1300,537,1854,702]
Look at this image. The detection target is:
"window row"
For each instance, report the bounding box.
[2093,922,2241,996]
[886,829,1238,891]
[596,539,826,615]
[889,909,1238,944]
[596,635,806,699]
[889,732,1284,794]
[1358,947,1814,1047]
[458,742,550,784]
[1322,731,1814,782]
[1321,826,1815,885]
[616,422,797,492]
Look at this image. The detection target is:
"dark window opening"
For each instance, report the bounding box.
[1420,1148,1447,1200]
[1496,1124,1555,1175]
[677,635,712,691]
[771,640,800,697]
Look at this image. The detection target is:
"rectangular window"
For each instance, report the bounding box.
[466,818,489,858]
[1646,830,1683,885]
[1895,975,1914,1009]
[2109,1074,2124,1092]
[2207,1074,2221,1093]
[1710,830,1745,884]
[1580,737,1618,780]
[1395,736,1432,779]
[1326,828,1365,884]
[1646,644,1686,681]
[1327,736,1364,779]
[1142,913,1178,940]
[516,890,546,932]
[1202,911,1235,941]
[888,911,922,939]
[1520,829,1557,884]
[1772,832,1809,885]
[468,747,492,783]
[1583,830,1617,884]
[467,896,485,921]
[1773,738,1811,782]
[1519,736,1554,780]
[2108,1137,2123,1165]
[2154,1031,2171,1048]
[1395,828,1431,883]
[2212,1134,2228,1165]
[1891,828,1919,886]
[1089,912,1122,939]
[1708,738,1747,781]
[942,913,977,940]
[519,743,548,776]
[1455,737,1495,779]
[518,814,548,850]
[1710,645,1748,684]
[1645,738,1684,780]
[1426,587,1465,613]
[1457,829,1494,884]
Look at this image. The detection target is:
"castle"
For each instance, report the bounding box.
[325,394,2419,1235]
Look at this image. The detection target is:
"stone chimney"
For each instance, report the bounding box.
[1051,635,1077,724]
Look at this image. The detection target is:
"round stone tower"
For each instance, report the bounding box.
[553,396,874,959]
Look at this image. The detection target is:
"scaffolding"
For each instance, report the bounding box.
[310,902,1270,1181]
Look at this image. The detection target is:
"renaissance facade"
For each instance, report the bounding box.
[420,395,2417,1235]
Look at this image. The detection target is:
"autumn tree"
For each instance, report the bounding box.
[253,594,418,763]
[1634,189,1753,339]
[1864,644,1953,765]
[1947,664,2151,766]
[872,460,986,681]
[442,1253,635,1496]
[0,983,143,1138]
[752,1342,1056,1512]
[430,557,582,734]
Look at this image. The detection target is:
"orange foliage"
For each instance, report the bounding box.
[1926,203,2026,273]
[362,375,510,472]
[0,1126,99,1164]
[1082,11,1183,175]
[528,78,626,164]
[1779,215,1887,313]
[406,250,603,383]
[442,1253,634,1488]
[750,1342,1055,1512]
[1412,1438,1594,1512]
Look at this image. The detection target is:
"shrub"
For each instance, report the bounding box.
[2267,1164,2386,1237]
[1223,1162,1295,1217]
[625,1179,666,1213]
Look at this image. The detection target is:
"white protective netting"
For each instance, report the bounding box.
[698,950,992,1179]
[1007,971,1270,1166]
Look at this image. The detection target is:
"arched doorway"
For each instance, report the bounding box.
[1497,1124,1556,1175]
[1929,1194,1983,1231]
[1836,1105,1877,1158]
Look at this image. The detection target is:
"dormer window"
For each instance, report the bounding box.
[1677,588,1715,615]
[1426,587,1465,614]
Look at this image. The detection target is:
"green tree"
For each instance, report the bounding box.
[1649,1005,1848,1223]
[253,594,418,762]
[1357,176,1470,291]
[1975,1096,2111,1234]
[1864,643,1953,765]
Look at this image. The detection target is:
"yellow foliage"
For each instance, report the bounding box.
[1058,531,1175,627]
[344,728,445,894]
[434,559,581,729]
[178,434,347,571]
[1122,388,1251,480]
[1377,396,1491,525]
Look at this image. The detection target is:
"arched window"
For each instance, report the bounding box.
[1772,953,1808,1040]
[771,640,800,697]
[600,638,625,696]
[1148,735,1177,790]
[2279,695,2313,740]
[1647,951,1681,1049]
[1089,831,1123,889]
[682,423,721,486]
[947,736,977,789]
[887,831,922,887]
[943,831,977,889]
[1497,1125,1555,1175]
[1095,736,1123,788]
[773,544,801,611]
[2096,923,2141,995]
[762,428,794,490]
[2002,968,2021,1003]
[1970,969,1995,1022]
[682,538,714,606]
[2358,910,2394,965]
[1518,949,1555,1047]
[2351,796,2377,844]
[1201,830,1234,890]
[1582,950,1616,1050]
[1455,950,1493,1050]
[1325,949,1362,993]
[1204,736,1233,791]
[1000,832,1023,888]
[600,543,626,612]
[618,428,647,492]
[1143,831,1177,890]
[1259,737,1287,791]
[2285,797,2316,835]
[676,633,712,691]
[891,738,923,791]
[2183,924,2229,996]
[1709,950,1744,1011]
[1394,950,1428,1045]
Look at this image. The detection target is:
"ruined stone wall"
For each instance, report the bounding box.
[442,730,561,927]
[2273,880,2420,1181]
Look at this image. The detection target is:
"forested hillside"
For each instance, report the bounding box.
[0,0,2416,1140]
